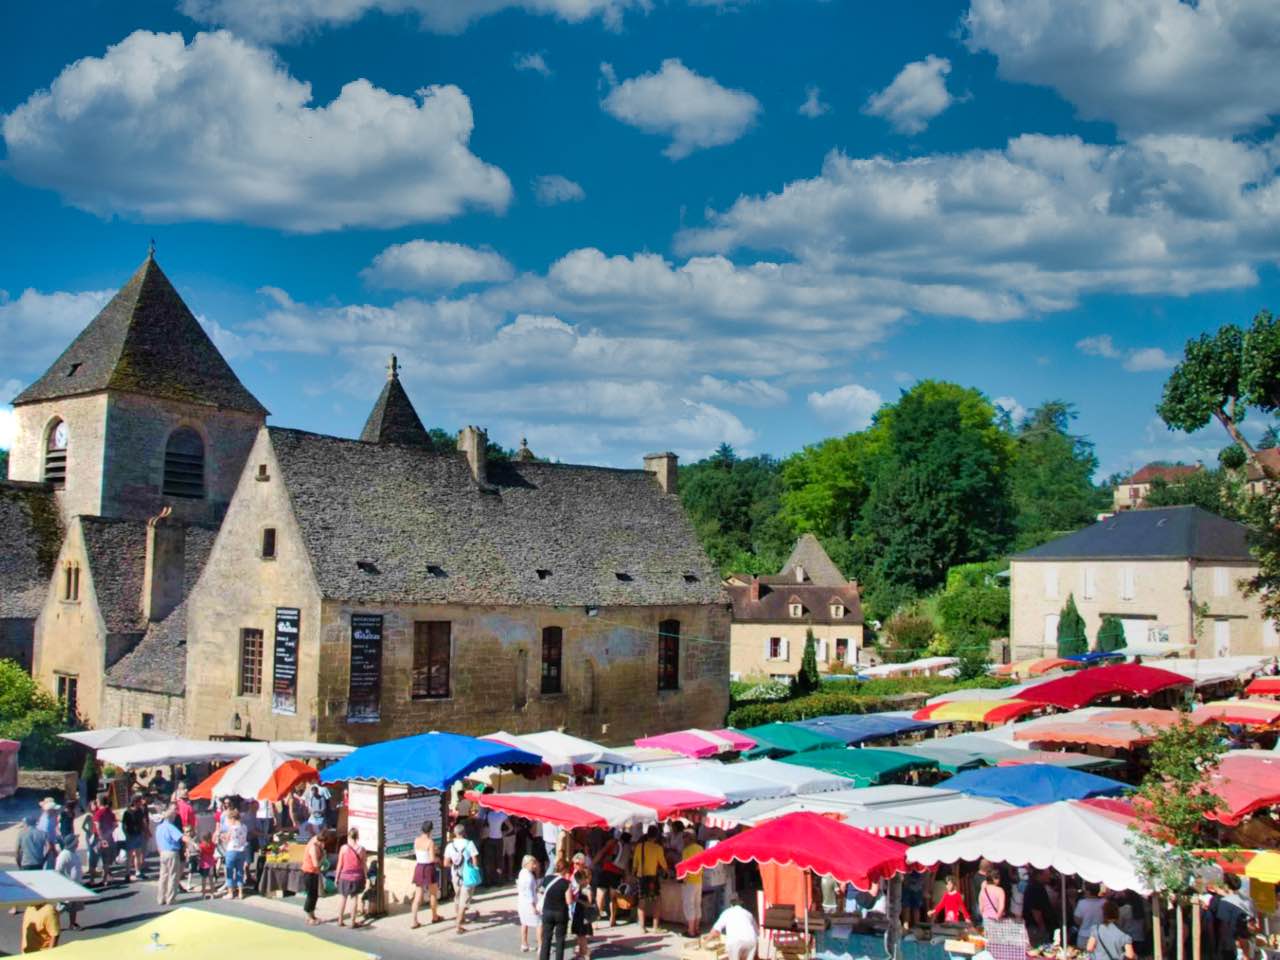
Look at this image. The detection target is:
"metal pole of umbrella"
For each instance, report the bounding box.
[1061,874,1068,949]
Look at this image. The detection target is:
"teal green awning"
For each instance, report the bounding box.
[779,747,940,786]
[739,722,845,758]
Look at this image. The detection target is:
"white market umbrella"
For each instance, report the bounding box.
[908,799,1156,893]
[61,727,174,751]
[98,738,261,770]
[482,730,632,773]
[268,742,355,761]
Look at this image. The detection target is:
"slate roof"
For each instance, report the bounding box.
[268,427,724,606]
[11,255,267,416]
[0,482,61,619]
[1124,463,1201,485]
[106,525,216,696]
[359,368,432,447]
[725,580,863,625]
[1012,506,1255,562]
[775,533,847,587]
[80,517,150,635]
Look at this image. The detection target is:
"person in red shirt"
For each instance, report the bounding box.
[91,796,118,887]
[931,875,972,924]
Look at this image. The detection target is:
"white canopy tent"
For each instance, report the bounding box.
[731,758,852,795]
[908,799,1157,893]
[925,673,1072,706]
[860,656,958,679]
[481,730,633,773]
[60,727,175,751]
[1145,656,1271,688]
[98,739,354,770]
[606,760,795,802]
[0,870,96,908]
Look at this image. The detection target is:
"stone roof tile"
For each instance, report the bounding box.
[0,482,61,619]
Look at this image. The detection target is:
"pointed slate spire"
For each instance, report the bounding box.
[359,354,432,447]
[12,253,266,415]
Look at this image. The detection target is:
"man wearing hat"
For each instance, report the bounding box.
[14,816,50,872]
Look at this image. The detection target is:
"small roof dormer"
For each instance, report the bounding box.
[359,354,433,448]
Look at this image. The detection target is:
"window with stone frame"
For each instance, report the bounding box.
[541,626,563,695]
[835,637,849,663]
[239,628,264,696]
[412,621,451,699]
[261,527,277,559]
[658,619,680,691]
[55,675,78,724]
[62,562,80,602]
[44,419,67,487]
[163,427,205,499]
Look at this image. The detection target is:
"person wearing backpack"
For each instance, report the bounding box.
[444,823,482,933]
[539,857,574,960]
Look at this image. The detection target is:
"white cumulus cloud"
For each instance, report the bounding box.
[514,51,551,76]
[0,288,114,382]
[1077,335,1178,373]
[1076,334,1121,359]
[361,241,514,291]
[807,384,883,430]
[799,85,829,118]
[966,0,1280,136]
[2,30,511,233]
[600,59,761,159]
[533,174,586,205]
[863,55,953,134]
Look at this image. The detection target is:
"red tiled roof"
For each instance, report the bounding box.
[1125,463,1201,484]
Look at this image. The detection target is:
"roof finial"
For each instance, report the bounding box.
[147,237,156,260]
[387,354,399,381]
[515,437,535,462]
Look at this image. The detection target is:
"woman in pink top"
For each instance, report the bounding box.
[979,872,1007,926]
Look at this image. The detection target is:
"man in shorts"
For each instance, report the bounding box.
[631,825,667,935]
[680,830,705,938]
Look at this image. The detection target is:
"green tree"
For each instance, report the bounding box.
[1096,615,1126,653]
[937,561,1009,651]
[1143,468,1242,519]
[879,611,938,664]
[778,432,881,542]
[679,446,792,574]
[0,448,8,478]
[793,629,820,696]
[1129,717,1226,910]
[855,382,1016,615]
[1259,425,1279,449]
[1056,593,1088,656]
[0,659,76,768]
[1008,401,1106,550]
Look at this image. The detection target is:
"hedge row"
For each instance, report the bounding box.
[726,675,1012,728]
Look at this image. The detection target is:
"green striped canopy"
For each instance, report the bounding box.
[739,722,845,758]
[779,747,940,786]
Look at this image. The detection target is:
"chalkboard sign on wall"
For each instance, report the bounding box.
[348,613,383,723]
[272,607,300,715]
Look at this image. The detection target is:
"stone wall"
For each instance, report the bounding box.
[8,395,109,522]
[101,392,262,525]
[730,621,865,680]
[32,521,108,726]
[0,619,34,673]
[100,685,186,733]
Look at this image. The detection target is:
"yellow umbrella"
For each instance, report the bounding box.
[1246,851,1280,884]
[48,908,376,959]
[918,699,1041,724]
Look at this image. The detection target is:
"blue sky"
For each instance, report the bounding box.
[2,0,1278,478]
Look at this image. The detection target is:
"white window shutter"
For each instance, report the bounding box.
[1044,567,1058,599]
[816,639,828,662]
[1214,567,1228,597]
[1121,567,1135,600]
[782,638,791,661]
[764,638,772,661]
[1083,567,1096,600]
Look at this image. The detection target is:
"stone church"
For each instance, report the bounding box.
[1,255,730,744]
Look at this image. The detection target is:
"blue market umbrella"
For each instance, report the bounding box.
[320,731,540,791]
[940,762,1127,807]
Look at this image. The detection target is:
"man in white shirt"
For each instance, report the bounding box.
[712,898,759,960]
[542,820,561,864]
[482,809,507,884]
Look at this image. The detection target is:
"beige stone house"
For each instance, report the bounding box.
[724,535,864,680]
[3,254,729,741]
[1112,463,1202,511]
[1009,505,1277,659]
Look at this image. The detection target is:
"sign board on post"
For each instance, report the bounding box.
[348,614,383,723]
[271,607,300,715]
[346,781,443,856]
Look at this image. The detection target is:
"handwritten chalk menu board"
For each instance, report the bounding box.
[271,607,300,715]
[348,613,383,723]
[346,782,443,856]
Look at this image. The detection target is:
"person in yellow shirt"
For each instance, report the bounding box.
[22,901,60,953]
[630,825,668,935]
[680,830,705,938]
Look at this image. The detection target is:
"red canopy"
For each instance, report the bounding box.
[675,811,908,890]
[1245,677,1280,699]
[1018,664,1191,710]
[1207,754,1280,826]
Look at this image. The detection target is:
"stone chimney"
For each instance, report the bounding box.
[749,576,761,602]
[795,564,806,584]
[457,425,489,487]
[643,452,678,494]
[142,508,185,623]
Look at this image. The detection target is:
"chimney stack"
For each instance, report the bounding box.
[795,564,806,584]
[749,576,761,602]
[142,508,185,623]
[458,425,489,487]
[643,452,678,495]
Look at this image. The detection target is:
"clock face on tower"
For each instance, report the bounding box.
[50,421,68,451]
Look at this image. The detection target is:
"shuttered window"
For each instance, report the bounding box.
[163,427,205,499]
[541,626,563,695]
[412,621,451,699]
[658,619,680,691]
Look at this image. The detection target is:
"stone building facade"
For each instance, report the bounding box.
[1010,505,1278,659]
[724,534,865,680]
[3,256,730,742]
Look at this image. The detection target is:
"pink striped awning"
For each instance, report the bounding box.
[634,728,754,758]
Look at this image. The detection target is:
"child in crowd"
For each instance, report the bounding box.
[198,832,217,898]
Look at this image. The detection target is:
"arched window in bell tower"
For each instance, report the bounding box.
[163,427,205,499]
[44,419,68,487]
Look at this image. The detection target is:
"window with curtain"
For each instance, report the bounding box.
[541,626,563,695]
[658,619,680,691]
[412,621,451,699]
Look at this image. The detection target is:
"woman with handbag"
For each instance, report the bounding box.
[444,823,482,933]
[335,827,368,928]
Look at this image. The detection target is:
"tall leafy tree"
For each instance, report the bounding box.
[1143,469,1243,520]
[1096,615,1126,653]
[1056,593,1088,656]
[1008,401,1105,549]
[679,445,792,574]
[854,382,1016,616]
[779,432,881,541]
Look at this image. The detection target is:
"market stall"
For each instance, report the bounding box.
[633,728,756,758]
[1016,663,1192,710]
[937,764,1128,807]
[481,729,634,773]
[784,713,939,748]
[188,744,318,801]
[1206,753,1280,825]
[60,726,175,751]
[1246,677,1280,699]
[607,759,821,802]
[780,747,940,787]
[739,722,846,758]
[912,700,1043,725]
[1193,700,1280,727]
